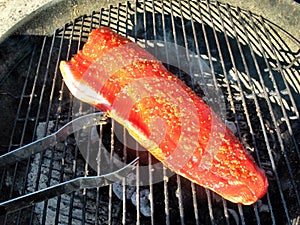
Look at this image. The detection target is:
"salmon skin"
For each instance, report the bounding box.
[59,27,268,205]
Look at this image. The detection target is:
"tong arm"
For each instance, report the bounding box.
[0,158,138,215]
[0,112,107,167]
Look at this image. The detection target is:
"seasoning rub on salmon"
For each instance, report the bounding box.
[59,27,268,205]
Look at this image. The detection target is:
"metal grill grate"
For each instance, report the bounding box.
[0,0,299,224]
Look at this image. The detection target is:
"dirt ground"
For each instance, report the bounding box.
[0,0,299,41]
[0,0,53,36]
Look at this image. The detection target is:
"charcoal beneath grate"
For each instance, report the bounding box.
[112,177,151,217]
[131,188,151,217]
[26,121,110,224]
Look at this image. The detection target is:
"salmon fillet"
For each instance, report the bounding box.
[59,27,268,205]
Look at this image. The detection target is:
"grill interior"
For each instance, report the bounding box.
[0,0,300,224]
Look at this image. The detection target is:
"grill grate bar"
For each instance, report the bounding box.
[79,13,100,225]
[158,2,171,224]
[190,182,200,225]
[58,20,78,225]
[38,33,62,225]
[168,1,189,223]
[97,124,104,225]
[237,204,246,225]
[163,167,170,225]
[147,1,156,224]
[132,3,140,225]
[90,9,103,225]
[63,23,77,225]
[135,144,141,225]
[139,2,148,224]
[176,176,185,225]
[120,4,129,225]
[108,121,114,225]
[222,199,231,225]
[185,3,204,225]
[205,188,215,224]
[253,204,263,225]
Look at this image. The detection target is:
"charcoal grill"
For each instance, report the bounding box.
[0,0,299,224]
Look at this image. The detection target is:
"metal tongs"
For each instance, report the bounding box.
[0,112,138,215]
